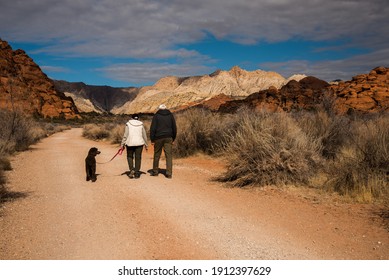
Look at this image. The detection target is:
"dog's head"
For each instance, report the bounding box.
[88,147,101,157]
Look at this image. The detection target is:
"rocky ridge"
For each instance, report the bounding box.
[330,66,389,114]
[217,67,389,114]
[0,39,79,119]
[112,66,306,114]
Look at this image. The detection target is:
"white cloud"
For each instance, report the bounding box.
[40,65,69,73]
[1,0,388,83]
[99,62,213,84]
[2,0,388,57]
[261,48,389,81]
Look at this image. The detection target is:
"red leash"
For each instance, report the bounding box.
[97,146,125,164]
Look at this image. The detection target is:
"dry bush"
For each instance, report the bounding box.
[0,109,47,153]
[173,108,229,157]
[294,110,351,159]
[82,124,111,140]
[217,109,322,187]
[82,116,150,145]
[325,115,389,203]
[0,109,40,199]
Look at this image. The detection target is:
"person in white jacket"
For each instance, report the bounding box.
[121,114,148,179]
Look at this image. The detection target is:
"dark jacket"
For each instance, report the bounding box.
[150,109,177,142]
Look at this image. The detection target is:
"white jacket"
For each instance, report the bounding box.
[121,119,148,147]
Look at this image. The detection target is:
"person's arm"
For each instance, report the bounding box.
[150,116,157,143]
[121,125,129,147]
[142,126,148,149]
[171,115,177,142]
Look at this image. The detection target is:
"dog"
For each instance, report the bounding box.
[85,147,101,182]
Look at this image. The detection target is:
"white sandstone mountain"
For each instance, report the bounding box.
[113,66,305,114]
[56,66,306,114]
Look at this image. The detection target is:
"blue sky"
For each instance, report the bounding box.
[1,0,388,87]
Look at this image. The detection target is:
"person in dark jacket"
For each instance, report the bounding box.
[150,104,177,178]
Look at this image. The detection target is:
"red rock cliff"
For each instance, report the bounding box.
[0,39,79,119]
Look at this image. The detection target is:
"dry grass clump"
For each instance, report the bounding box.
[217,109,322,187]
[82,123,112,140]
[173,108,228,157]
[294,110,351,159]
[324,115,389,204]
[0,108,69,203]
[0,110,46,153]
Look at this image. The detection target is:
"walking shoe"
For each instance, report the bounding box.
[150,171,158,176]
[165,174,172,179]
[128,170,135,179]
[134,172,140,179]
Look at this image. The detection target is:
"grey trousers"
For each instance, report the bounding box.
[153,137,173,176]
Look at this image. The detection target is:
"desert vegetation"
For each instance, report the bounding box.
[0,109,69,202]
[80,107,388,206]
[81,114,152,145]
[174,108,389,206]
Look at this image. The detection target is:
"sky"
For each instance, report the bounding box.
[1,0,388,87]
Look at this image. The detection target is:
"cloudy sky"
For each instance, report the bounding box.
[1,0,388,87]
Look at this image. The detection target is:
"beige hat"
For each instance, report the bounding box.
[159,104,167,110]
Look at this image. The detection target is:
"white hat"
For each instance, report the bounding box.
[159,104,167,110]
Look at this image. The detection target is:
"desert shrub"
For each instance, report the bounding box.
[82,124,111,140]
[217,109,322,187]
[173,108,229,157]
[294,110,351,159]
[0,156,11,194]
[0,109,47,153]
[325,115,389,203]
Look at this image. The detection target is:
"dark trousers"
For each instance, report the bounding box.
[153,137,173,176]
[126,145,143,173]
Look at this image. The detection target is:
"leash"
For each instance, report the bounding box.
[97,146,125,164]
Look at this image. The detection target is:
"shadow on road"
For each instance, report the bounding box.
[0,185,29,216]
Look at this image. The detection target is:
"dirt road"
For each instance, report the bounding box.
[0,128,388,260]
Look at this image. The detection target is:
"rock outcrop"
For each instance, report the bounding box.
[112,66,306,114]
[329,66,389,114]
[0,39,79,119]
[219,76,330,113]
[218,68,389,114]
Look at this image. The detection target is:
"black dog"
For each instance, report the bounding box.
[85,147,101,182]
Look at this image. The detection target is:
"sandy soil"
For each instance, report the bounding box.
[0,128,388,260]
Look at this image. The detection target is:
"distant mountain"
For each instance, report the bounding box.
[0,39,79,119]
[53,80,138,113]
[113,66,306,114]
[3,37,386,117]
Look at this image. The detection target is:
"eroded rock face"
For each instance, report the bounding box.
[219,76,330,113]
[218,68,389,114]
[0,39,79,119]
[330,66,389,114]
[113,66,306,114]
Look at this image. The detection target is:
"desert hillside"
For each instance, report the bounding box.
[0,39,79,119]
[53,80,138,113]
[112,66,306,114]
